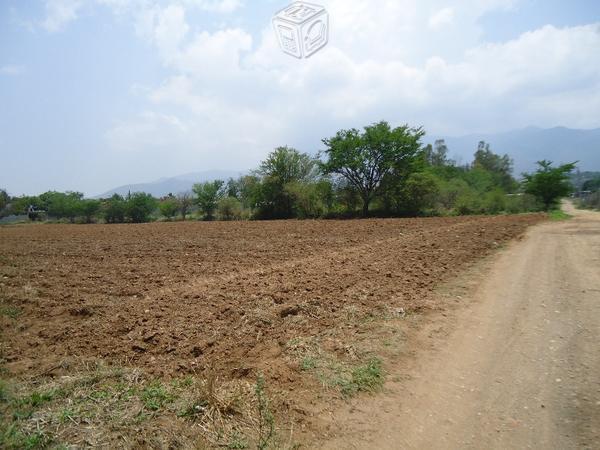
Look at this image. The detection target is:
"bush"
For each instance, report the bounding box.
[217,196,243,221]
[103,194,126,223]
[125,193,157,223]
[159,198,179,220]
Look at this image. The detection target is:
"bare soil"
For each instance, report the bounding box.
[317,203,600,449]
[0,214,546,447]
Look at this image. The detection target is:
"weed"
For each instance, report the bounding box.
[58,408,77,424]
[548,209,571,221]
[15,389,58,409]
[0,306,21,320]
[255,375,275,450]
[338,358,384,398]
[140,381,174,411]
[300,357,317,371]
[0,425,50,450]
[227,431,249,449]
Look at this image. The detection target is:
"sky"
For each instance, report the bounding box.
[1,0,599,196]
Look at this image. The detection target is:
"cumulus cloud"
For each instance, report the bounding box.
[41,0,82,32]
[429,7,454,29]
[99,0,600,162]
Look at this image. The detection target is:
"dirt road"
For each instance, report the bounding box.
[318,203,600,450]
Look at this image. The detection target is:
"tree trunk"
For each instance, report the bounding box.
[362,196,370,217]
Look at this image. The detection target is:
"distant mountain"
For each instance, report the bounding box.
[428,127,600,176]
[96,170,244,198]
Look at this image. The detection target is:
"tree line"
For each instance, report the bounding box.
[0,121,579,223]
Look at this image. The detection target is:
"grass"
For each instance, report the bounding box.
[0,305,21,320]
[140,381,174,411]
[0,365,279,449]
[338,358,384,398]
[548,209,572,221]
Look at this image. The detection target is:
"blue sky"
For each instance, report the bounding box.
[1,0,599,196]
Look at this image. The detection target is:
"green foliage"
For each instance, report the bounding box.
[39,191,83,222]
[548,210,572,221]
[423,139,450,167]
[80,199,101,223]
[523,160,577,210]
[321,121,425,216]
[473,141,517,192]
[102,194,126,223]
[10,196,43,216]
[159,197,179,220]
[0,189,9,212]
[125,192,157,223]
[218,196,243,221]
[4,121,554,223]
[255,147,319,219]
[382,171,440,216]
[582,177,600,192]
[193,180,224,221]
[254,375,274,450]
[338,358,384,397]
[140,381,173,411]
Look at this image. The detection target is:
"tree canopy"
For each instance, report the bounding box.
[523,160,577,210]
[321,121,425,216]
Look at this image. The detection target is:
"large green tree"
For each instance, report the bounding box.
[321,121,424,216]
[103,194,127,223]
[193,180,224,221]
[125,192,157,223]
[80,199,101,223]
[522,160,577,210]
[159,197,179,220]
[473,141,516,192]
[255,146,319,219]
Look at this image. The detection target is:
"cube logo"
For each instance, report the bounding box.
[272,2,329,59]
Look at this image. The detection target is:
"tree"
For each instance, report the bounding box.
[80,199,101,223]
[39,191,83,222]
[321,121,425,216]
[176,192,193,220]
[473,142,516,192]
[103,194,126,223]
[218,196,243,220]
[582,177,600,192]
[193,180,224,221]
[0,189,9,212]
[522,160,577,210]
[125,192,157,223]
[159,197,179,220]
[424,140,450,167]
[255,147,319,219]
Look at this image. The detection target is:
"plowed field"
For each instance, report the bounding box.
[0,214,545,447]
[1,215,543,378]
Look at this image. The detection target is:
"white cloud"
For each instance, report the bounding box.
[0,65,25,76]
[42,0,82,32]
[103,0,600,164]
[429,7,454,29]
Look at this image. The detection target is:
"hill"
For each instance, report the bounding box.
[428,127,600,176]
[95,170,243,198]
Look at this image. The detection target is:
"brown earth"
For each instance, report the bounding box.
[317,203,600,449]
[0,214,546,445]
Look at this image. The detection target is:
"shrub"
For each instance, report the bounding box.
[217,197,243,221]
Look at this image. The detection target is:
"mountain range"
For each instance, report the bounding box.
[95,127,600,198]
[429,126,600,176]
[95,170,243,198]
